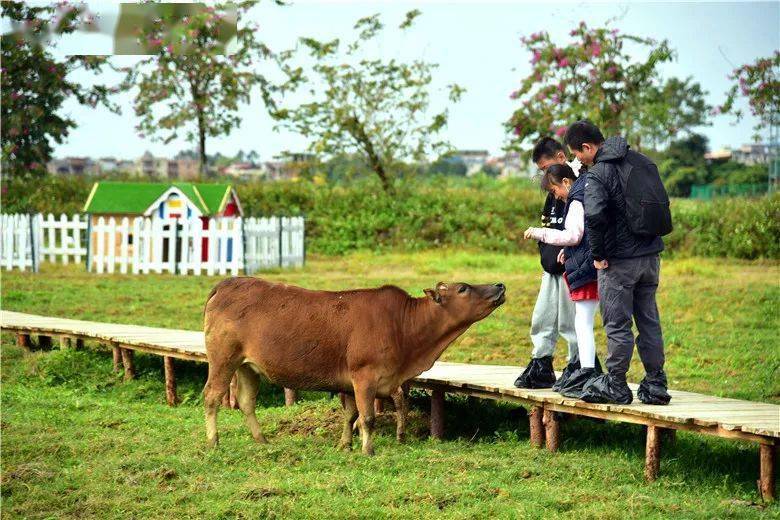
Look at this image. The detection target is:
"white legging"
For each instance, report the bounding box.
[574,300,599,368]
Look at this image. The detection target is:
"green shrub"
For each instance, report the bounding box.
[2,174,778,258]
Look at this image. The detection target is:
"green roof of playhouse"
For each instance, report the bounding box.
[83,182,235,216]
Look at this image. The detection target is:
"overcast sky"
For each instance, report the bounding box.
[24,0,780,161]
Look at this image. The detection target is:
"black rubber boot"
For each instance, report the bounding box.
[552,359,579,392]
[580,373,633,405]
[554,353,603,392]
[637,369,672,405]
[557,367,600,399]
[514,356,556,389]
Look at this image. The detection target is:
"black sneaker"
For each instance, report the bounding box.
[514,356,556,389]
[552,359,580,392]
[580,373,633,405]
[557,367,600,399]
[637,369,672,405]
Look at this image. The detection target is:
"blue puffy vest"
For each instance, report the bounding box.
[563,174,597,291]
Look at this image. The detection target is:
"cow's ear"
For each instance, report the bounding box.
[424,288,441,304]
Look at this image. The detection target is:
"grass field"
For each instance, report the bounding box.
[2,251,779,518]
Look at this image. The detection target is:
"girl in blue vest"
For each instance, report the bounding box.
[523,163,602,397]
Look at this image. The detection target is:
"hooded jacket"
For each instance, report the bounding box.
[584,137,664,261]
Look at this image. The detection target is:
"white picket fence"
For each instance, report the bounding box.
[0,214,304,275]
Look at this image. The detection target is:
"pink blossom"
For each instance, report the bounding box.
[531,50,541,64]
[537,92,545,101]
[607,65,617,76]
[148,37,163,47]
[10,91,21,100]
[557,82,565,92]
[591,43,601,57]
[514,125,522,136]
[558,58,570,67]
[551,94,560,103]
[166,44,174,53]
[509,90,520,100]
[555,126,567,137]
[570,29,578,36]
[710,106,722,116]
[589,68,598,78]
[610,29,619,36]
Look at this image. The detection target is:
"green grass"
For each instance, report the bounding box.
[2,250,779,518]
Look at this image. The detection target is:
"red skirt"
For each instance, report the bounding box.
[563,272,599,301]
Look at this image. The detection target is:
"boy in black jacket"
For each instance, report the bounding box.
[514,138,579,389]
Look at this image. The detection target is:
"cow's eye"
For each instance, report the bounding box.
[458,285,468,294]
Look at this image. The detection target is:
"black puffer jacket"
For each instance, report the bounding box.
[563,174,597,290]
[584,137,664,261]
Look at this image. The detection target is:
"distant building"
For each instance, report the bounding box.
[224,162,266,180]
[732,143,771,165]
[98,157,119,174]
[47,157,98,176]
[704,148,733,162]
[453,150,490,176]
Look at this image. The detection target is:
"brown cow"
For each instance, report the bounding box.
[203,278,506,455]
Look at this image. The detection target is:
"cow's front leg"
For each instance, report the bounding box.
[338,392,358,451]
[390,385,408,443]
[352,377,378,456]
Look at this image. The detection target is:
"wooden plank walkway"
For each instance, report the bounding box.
[2,310,778,501]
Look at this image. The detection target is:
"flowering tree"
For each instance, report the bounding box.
[505,22,710,151]
[127,1,286,177]
[1,1,125,178]
[716,51,780,142]
[271,11,464,193]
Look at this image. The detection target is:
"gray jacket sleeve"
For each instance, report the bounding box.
[584,167,609,261]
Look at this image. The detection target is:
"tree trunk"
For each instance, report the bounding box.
[198,110,208,178]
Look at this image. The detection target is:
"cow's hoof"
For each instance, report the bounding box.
[396,433,406,444]
[338,440,353,452]
[207,436,219,449]
[253,434,269,444]
[362,446,375,456]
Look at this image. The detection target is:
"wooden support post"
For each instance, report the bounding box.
[529,406,545,448]
[430,389,445,440]
[16,334,31,353]
[59,335,72,349]
[163,356,178,406]
[645,425,662,481]
[284,388,297,406]
[74,338,84,350]
[374,398,384,414]
[38,335,52,350]
[759,444,776,502]
[112,345,121,373]
[543,408,560,452]
[121,348,135,381]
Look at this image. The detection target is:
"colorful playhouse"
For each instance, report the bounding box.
[83,182,243,262]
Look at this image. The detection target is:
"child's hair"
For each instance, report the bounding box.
[540,163,576,192]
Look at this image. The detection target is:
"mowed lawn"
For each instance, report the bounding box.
[1,251,779,518]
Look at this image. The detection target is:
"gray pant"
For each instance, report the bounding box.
[598,254,665,379]
[530,272,578,362]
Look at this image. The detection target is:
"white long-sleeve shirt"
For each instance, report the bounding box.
[528,200,584,247]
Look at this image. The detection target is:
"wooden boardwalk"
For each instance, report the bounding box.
[2,310,778,501]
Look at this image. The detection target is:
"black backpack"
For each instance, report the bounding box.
[616,151,673,237]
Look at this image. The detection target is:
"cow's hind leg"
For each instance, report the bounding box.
[338,393,359,451]
[203,360,238,448]
[236,364,267,444]
[391,385,408,443]
[353,377,378,456]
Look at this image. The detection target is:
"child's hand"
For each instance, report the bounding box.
[523,227,536,240]
[557,249,565,264]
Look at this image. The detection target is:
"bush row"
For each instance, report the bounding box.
[3,175,778,259]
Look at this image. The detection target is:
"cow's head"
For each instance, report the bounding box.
[424,281,506,324]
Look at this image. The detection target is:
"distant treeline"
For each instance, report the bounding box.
[3,175,778,259]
